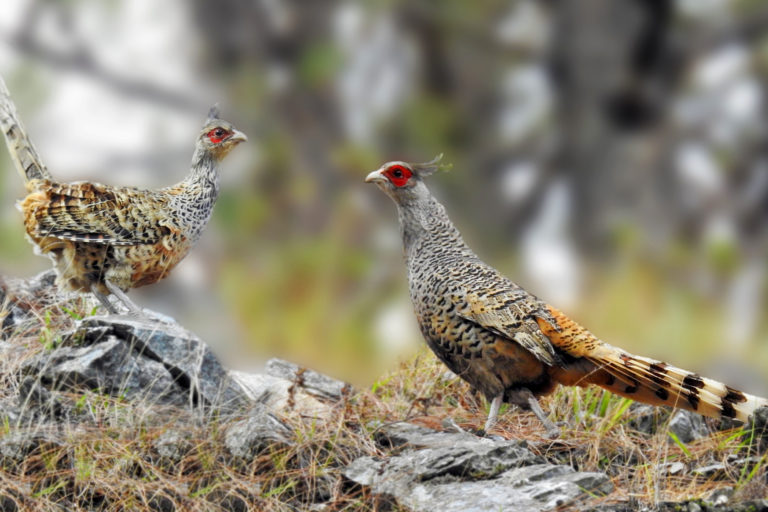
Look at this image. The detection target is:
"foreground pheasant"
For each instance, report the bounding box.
[366,156,768,433]
[0,76,246,313]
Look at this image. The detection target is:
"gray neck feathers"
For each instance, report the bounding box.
[395,182,473,262]
[170,150,221,243]
[187,151,220,196]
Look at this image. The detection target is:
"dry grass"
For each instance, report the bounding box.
[0,290,766,511]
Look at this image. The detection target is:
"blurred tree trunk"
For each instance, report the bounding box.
[190,0,344,232]
[549,0,678,258]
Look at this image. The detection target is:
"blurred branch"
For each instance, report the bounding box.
[3,31,205,113]
[691,6,768,53]
[2,0,205,113]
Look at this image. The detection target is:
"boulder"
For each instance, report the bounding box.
[16,314,252,414]
[224,406,294,459]
[668,410,709,444]
[344,423,612,512]
[23,335,185,406]
[231,358,352,418]
[75,315,247,410]
[265,358,351,402]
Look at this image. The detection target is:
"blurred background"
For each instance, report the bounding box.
[1,0,768,394]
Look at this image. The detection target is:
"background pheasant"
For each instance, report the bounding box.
[0,76,246,313]
[366,157,768,433]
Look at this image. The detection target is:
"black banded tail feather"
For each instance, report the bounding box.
[582,345,767,422]
[539,306,768,423]
[0,75,50,182]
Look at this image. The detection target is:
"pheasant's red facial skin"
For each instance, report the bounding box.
[207,127,230,144]
[383,164,413,187]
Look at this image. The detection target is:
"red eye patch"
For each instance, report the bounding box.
[207,128,230,144]
[383,165,413,187]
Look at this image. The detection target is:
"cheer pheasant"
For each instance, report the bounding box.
[366,156,768,433]
[0,76,246,313]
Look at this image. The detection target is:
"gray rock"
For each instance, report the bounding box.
[23,336,185,406]
[371,422,541,476]
[627,404,664,435]
[6,273,358,422]
[743,405,768,453]
[0,432,64,471]
[727,455,763,468]
[21,270,58,294]
[705,487,733,506]
[1,271,63,339]
[70,316,248,411]
[691,463,727,478]
[594,499,768,511]
[265,358,351,402]
[344,423,612,512]
[153,429,193,465]
[0,397,20,426]
[657,461,686,476]
[230,370,337,418]
[16,376,65,419]
[225,407,294,459]
[669,410,709,444]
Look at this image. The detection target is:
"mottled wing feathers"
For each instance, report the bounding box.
[22,180,169,246]
[452,276,561,367]
[539,305,768,422]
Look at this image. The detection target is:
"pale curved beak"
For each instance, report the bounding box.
[365,169,386,184]
[229,130,248,143]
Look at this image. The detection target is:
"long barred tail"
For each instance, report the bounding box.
[539,306,768,423]
[583,346,768,423]
[0,74,50,182]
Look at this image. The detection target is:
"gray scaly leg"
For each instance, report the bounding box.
[104,280,142,315]
[484,393,503,432]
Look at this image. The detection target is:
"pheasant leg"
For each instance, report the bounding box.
[104,280,142,315]
[521,389,559,438]
[91,287,119,314]
[484,394,503,432]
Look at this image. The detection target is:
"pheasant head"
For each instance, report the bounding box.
[195,106,247,162]
[365,154,443,206]
[366,154,465,256]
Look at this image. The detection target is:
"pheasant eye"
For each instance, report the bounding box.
[207,128,229,144]
[384,165,412,187]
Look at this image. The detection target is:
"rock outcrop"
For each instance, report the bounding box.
[344,423,612,512]
[1,271,766,511]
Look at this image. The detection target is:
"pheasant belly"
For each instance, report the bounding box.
[126,233,191,289]
[31,234,190,295]
[418,307,555,405]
